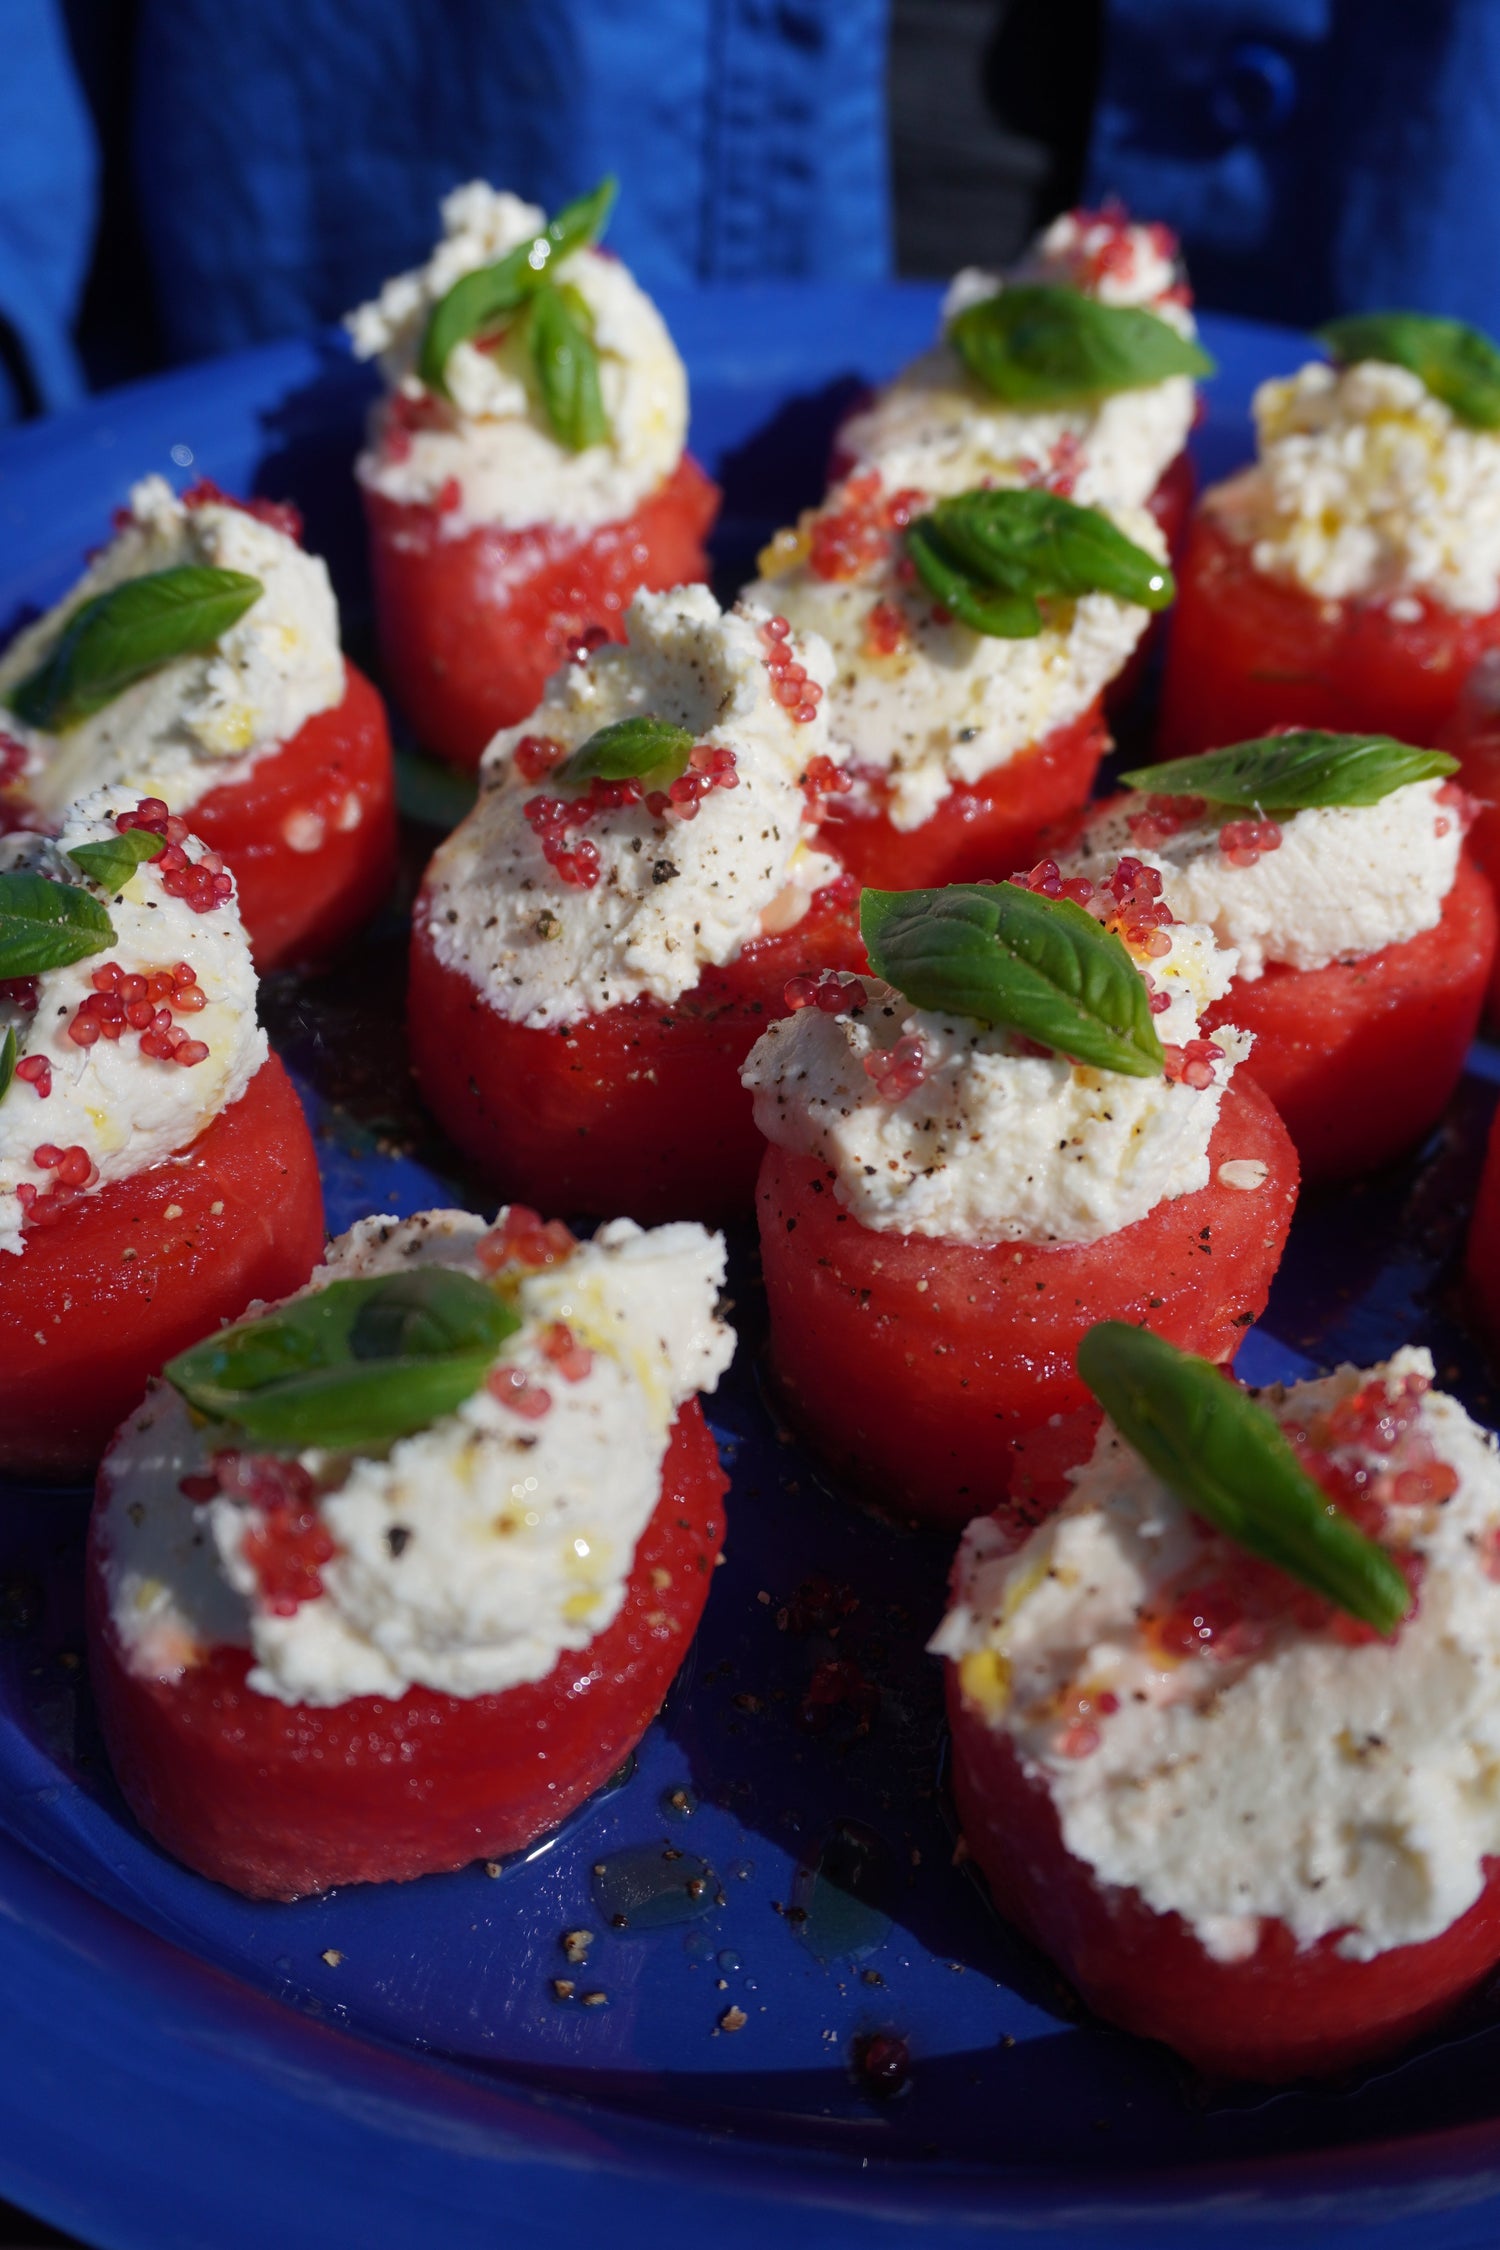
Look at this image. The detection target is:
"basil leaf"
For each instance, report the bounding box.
[1125,730,1458,812]
[528,281,610,450]
[67,828,167,893]
[948,284,1214,407]
[417,175,617,398]
[557,714,698,785]
[0,872,114,977]
[538,176,618,271]
[939,488,1174,609]
[417,259,536,396]
[1077,1323,1414,1637]
[861,883,1165,1078]
[346,1269,510,1361]
[166,1267,523,1452]
[7,568,264,733]
[906,519,1043,637]
[0,1026,14,1106]
[1318,310,1500,430]
[185,1357,510,1455]
[907,489,1174,637]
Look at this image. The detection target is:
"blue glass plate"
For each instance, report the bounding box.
[3,293,1500,2250]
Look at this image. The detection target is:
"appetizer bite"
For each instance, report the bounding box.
[88,1205,733,1899]
[835,203,1209,540]
[0,477,396,970]
[348,180,718,769]
[1067,732,1495,1179]
[742,873,1297,1528]
[408,584,861,1223]
[938,1325,1500,2081]
[0,790,324,1482]
[1160,313,1500,756]
[746,485,1173,890]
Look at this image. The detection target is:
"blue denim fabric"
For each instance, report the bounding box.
[0,0,95,416]
[1088,0,1500,330]
[127,0,892,362]
[17,1,1500,419]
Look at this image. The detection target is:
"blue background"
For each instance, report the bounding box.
[14,4,1500,418]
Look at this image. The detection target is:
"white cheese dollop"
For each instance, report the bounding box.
[0,477,344,823]
[746,498,1161,831]
[418,583,845,1028]
[0,790,268,1257]
[348,182,688,534]
[1211,358,1500,615]
[838,209,1198,512]
[741,914,1251,1247]
[1069,778,1462,980]
[101,1207,735,1706]
[933,1349,1500,1963]
[1014,207,1183,309]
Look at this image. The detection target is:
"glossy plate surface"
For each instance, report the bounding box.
[3,294,1500,2250]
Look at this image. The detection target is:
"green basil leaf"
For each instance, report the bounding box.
[906,518,1043,637]
[1124,730,1459,812]
[939,488,1175,610]
[417,175,617,398]
[0,1026,14,1106]
[171,1269,520,1396]
[907,488,1174,638]
[184,1357,509,1454]
[0,872,114,977]
[7,568,264,733]
[861,882,1165,1077]
[345,1268,512,1361]
[1076,1323,1414,1636]
[417,258,536,395]
[948,284,1214,407]
[539,176,619,270]
[1318,310,1500,430]
[556,714,698,785]
[528,281,611,450]
[67,828,167,893]
[166,1267,523,1452]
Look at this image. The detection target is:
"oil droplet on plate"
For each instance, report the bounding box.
[591,1844,720,1932]
[791,1819,894,1961]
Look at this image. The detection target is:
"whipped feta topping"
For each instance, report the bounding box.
[1012,207,1182,309]
[747,495,1160,831]
[0,791,268,1257]
[419,584,845,1028]
[0,477,344,823]
[348,182,688,534]
[101,1207,734,1706]
[1070,778,1462,980]
[838,210,1197,512]
[741,914,1251,1246]
[933,1348,1500,1963]
[1211,358,1500,615]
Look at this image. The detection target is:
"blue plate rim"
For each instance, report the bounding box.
[2,291,1494,2250]
[10,1812,1500,2250]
